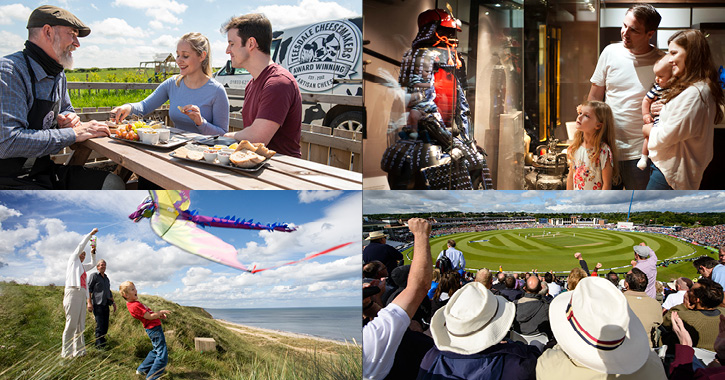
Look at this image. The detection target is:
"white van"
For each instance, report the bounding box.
[214,17,363,131]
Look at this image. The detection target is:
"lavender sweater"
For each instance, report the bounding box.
[129,76,229,135]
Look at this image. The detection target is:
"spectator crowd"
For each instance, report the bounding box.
[363,220,725,380]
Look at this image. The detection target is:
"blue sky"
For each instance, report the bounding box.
[363,190,725,215]
[0,190,361,308]
[0,0,361,68]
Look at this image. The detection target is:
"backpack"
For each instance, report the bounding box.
[436,250,453,273]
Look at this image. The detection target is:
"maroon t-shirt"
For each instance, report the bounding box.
[242,64,302,158]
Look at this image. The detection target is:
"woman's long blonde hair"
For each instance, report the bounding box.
[175,32,213,86]
[568,100,619,182]
[663,29,724,124]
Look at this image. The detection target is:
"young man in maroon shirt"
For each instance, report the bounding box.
[222,13,302,158]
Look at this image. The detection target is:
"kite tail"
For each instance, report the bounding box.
[250,242,353,274]
[179,210,296,232]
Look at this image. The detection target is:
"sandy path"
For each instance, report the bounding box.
[215,319,354,354]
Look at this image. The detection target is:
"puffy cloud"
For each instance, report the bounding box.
[237,193,362,269]
[0,31,26,56]
[112,0,188,27]
[252,0,359,30]
[364,191,725,215]
[181,267,213,286]
[298,190,343,203]
[87,18,146,38]
[0,4,32,25]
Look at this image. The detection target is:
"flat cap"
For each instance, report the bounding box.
[27,5,91,38]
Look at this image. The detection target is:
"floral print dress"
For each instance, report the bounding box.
[571,143,613,190]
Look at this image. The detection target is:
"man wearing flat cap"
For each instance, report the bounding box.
[631,243,658,299]
[0,5,124,189]
[363,231,403,279]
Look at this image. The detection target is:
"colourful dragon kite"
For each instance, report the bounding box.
[129,190,351,273]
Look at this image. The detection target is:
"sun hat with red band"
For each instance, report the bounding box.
[549,276,650,374]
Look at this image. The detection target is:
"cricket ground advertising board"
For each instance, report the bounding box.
[286,19,362,92]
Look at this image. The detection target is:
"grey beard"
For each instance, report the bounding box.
[52,40,74,69]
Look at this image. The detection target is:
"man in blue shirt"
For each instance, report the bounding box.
[437,239,465,272]
[693,256,725,290]
[0,5,123,189]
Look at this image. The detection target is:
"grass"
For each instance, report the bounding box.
[69,90,157,109]
[404,228,711,281]
[0,283,361,380]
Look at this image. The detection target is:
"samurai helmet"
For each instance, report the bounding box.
[417,7,461,32]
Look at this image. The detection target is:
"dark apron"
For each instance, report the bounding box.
[0,54,106,189]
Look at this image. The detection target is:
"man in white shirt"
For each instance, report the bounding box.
[588,4,664,190]
[363,218,432,380]
[662,277,693,312]
[437,239,465,271]
[544,272,562,298]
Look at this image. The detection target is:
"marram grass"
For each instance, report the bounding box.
[0,282,361,380]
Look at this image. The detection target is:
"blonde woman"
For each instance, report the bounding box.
[112,33,229,135]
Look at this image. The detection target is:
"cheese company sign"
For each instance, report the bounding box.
[286,20,361,92]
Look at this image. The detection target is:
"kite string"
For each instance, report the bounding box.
[97,220,126,230]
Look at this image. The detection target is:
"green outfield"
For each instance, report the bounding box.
[403,228,713,282]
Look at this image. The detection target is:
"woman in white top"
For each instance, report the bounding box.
[644,30,725,190]
[61,228,98,358]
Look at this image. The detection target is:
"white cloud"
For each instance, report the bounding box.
[251,0,359,30]
[88,18,146,38]
[210,38,228,68]
[0,31,26,56]
[152,34,179,50]
[0,218,39,259]
[181,267,213,285]
[0,4,32,25]
[298,190,343,203]
[112,0,188,27]
[237,193,362,269]
[0,204,22,222]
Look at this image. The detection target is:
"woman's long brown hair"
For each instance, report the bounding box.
[663,29,724,124]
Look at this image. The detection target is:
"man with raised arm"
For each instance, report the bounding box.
[363,218,432,379]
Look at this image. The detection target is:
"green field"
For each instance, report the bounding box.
[404,228,712,282]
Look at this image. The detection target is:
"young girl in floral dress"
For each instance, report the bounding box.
[566,100,618,190]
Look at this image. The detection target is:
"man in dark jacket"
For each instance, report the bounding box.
[364,231,403,280]
[514,275,551,338]
[87,259,116,349]
[499,275,523,302]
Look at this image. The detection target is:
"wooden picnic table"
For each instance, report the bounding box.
[66,129,362,190]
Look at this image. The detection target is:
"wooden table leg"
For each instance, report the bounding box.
[65,144,92,166]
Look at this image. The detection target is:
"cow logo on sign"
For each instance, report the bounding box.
[286,20,361,92]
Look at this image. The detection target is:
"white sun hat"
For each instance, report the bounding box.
[429,281,515,355]
[549,276,650,374]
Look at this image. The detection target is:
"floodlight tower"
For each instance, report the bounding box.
[627,190,634,222]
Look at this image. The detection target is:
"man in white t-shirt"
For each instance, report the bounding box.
[588,4,664,190]
[437,239,465,271]
[363,218,432,380]
[662,277,692,312]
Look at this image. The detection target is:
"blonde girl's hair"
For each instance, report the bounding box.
[119,281,135,299]
[568,100,620,184]
[175,32,213,86]
[663,29,724,124]
[567,267,587,291]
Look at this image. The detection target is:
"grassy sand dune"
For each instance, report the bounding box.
[0,282,360,380]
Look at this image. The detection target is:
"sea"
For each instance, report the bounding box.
[206,306,361,343]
